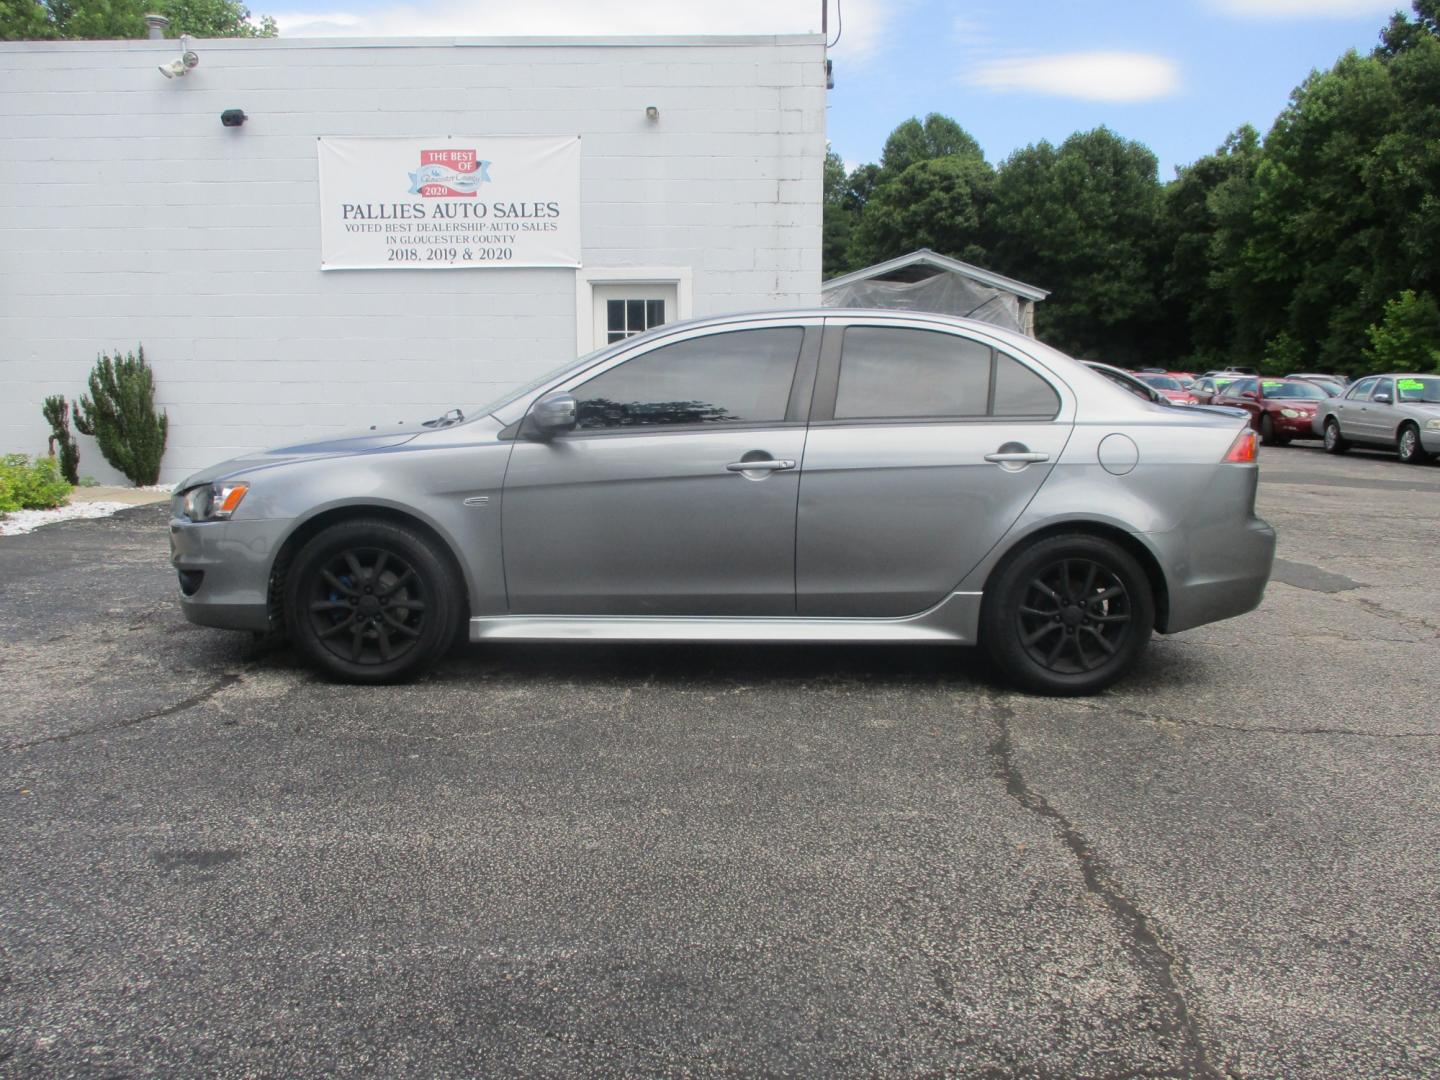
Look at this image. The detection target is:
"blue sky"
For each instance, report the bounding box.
[271,0,1412,178]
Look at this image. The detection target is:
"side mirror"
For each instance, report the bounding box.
[1373,392,1392,405]
[526,392,578,439]
[1241,390,1259,401]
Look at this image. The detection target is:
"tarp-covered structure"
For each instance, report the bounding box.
[822,249,1048,337]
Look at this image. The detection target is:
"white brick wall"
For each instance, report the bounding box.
[0,35,826,482]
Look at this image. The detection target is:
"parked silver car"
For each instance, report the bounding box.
[171,311,1276,695]
[1315,373,1440,464]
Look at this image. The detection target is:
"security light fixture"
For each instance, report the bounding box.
[220,109,248,128]
[159,50,199,79]
[645,105,659,121]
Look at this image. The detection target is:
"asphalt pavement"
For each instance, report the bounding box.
[2,445,1438,1078]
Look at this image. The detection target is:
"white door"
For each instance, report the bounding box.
[591,283,678,350]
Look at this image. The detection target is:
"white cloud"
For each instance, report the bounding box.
[963,51,1181,103]
[271,0,896,63]
[1205,0,1398,17]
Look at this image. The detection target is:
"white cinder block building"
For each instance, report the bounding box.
[0,34,826,482]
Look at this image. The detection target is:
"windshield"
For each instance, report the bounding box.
[1138,375,1183,391]
[1396,376,1440,404]
[466,343,618,420]
[1261,379,1327,399]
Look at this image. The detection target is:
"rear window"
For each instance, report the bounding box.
[835,327,1060,421]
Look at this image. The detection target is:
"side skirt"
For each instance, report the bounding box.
[469,591,984,645]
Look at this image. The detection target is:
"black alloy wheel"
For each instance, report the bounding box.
[285,518,461,683]
[1016,558,1132,676]
[1324,418,1349,454]
[1397,423,1431,465]
[981,534,1155,696]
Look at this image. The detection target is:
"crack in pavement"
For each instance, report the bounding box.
[985,696,1222,1080]
[1350,597,1440,639]
[1112,708,1440,740]
[6,672,245,752]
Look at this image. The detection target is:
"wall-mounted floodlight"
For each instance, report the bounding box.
[159,50,199,79]
[645,105,659,122]
[220,109,247,127]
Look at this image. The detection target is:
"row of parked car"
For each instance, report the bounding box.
[1090,364,1440,465]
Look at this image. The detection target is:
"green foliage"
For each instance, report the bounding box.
[878,114,984,181]
[73,345,169,487]
[0,454,73,512]
[1260,332,1305,377]
[987,128,1164,365]
[1364,290,1440,371]
[849,155,994,269]
[41,394,80,485]
[1,0,275,40]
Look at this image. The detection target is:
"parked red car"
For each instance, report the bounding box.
[1134,373,1198,405]
[1212,376,1329,445]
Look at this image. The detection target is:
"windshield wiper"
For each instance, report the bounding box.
[422,408,465,428]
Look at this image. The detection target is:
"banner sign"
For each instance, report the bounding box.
[317,136,581,270]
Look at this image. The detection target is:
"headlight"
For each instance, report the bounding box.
[180,481,248,521]
[1426,419,1440,431]
[1280,408,1301,418]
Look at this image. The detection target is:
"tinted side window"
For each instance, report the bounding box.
[993,353,1061,417]
[1372,378,1394,400]
[835,328,990,420]
[1228,378,1258,396]
[573,328,803,431]
[1346,377,1378,400]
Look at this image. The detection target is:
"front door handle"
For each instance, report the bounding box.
[726,458,795,472]
[984,451,1049,465]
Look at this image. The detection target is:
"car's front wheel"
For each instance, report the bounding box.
[980,534,1155,696]
[285,518,462,683]
[1323,418,1349,455]
[1397,422,1431,465]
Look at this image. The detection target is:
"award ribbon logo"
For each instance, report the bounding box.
[409,149,492,197]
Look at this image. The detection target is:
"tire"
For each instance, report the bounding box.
[1323,418,1349,455]
[1397,422,1431,465]
[980,534,1155,696]
[284,517,462,684]
[1259,414,1277,446]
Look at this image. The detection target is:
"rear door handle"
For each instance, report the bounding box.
[725,458,795,472]
[984,451,1049,464]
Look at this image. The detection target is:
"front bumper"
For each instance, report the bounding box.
[1273,413,1319,438]
[170,516,287,632]
[1422,428,1440,453]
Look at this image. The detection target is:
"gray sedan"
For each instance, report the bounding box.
[1316,373,1440,464]
[171,311,1275,695]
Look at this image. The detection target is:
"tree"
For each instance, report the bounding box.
[987,128,1165,364]
[1364,290,1440,371]
[1,0,275,39]
[877,114,984,181]
[1158,126,1261,368]
[849,155,994,268]
[73,346,169,486]
[822,147,855,277]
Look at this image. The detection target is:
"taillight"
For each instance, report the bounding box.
[1223,428,1258,463]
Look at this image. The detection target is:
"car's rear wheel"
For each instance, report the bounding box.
[285,518,461,683]
[980,534,1155,696]
[1323,418,1349,455]
[1397,422,1431,465]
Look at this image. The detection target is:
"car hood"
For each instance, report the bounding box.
[174,422,424,490]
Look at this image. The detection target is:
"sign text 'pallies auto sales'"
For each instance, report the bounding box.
[317,136,581,270]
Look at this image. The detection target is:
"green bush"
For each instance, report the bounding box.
[0,454,73,512]
[73,345,168,487]
[1364,290,1440,373]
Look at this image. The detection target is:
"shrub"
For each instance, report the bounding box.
[0,454,72,512]
[1364,290,1440,373]
[42,394,80,485]
[73,345,168,486]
